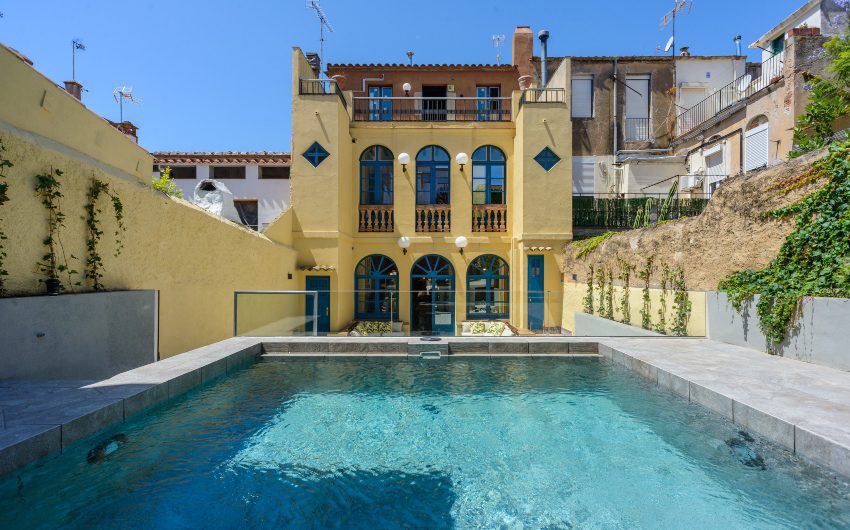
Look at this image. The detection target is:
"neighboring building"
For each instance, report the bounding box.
[750,0,849,61]
[152,152,291,230]
[282,26,573,335]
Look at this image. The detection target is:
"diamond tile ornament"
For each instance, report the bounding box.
[534,147,561,171]
[303,142,330,167]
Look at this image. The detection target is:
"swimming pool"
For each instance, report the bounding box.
[1,357,848,528]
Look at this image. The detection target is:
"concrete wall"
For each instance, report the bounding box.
[0,45,299,358]
[708,292,850,370]
[574,311,662,336]
[0,291,157,379]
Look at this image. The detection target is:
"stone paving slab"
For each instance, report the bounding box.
[599,337,850,478]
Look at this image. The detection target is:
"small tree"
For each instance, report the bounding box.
[151,166,183,198]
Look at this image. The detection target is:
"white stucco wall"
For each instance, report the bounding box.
[675,58,747,111]
[758,4,821,61]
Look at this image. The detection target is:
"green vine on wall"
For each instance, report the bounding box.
[35,168,79,292]
[595,266,606,317]
[604,267,615,320]
[582,265,595,314]
[617,258,634,324]
[84,178,125,291]
[718,140,850,346]
[638,255,655,329]
[655,262,670,334]
[670,265,692,336]
[0,138,12,295]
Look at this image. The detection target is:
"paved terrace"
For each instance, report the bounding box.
[1,336,848,479]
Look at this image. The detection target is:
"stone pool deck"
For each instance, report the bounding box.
[1,336,849,479]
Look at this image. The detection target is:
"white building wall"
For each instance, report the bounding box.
[675,58,747,111]
[759,5,821,61]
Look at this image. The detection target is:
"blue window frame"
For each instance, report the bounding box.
[416,145,450,205]
[359,145,394,205]
[355,254,399,320]
[303,142,330,167]
[466,254,509,320]
[368,86,393,121]
[533,146,561,171]
[410,254,455,335]
[477,86,501,121]
[472,145,506,205]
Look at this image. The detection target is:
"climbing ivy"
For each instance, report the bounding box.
[582,265,595,314]
[638,255,656,330]
[655,262,670,334]
[35,168,78,291]
[84,178,125,291]
[617,258,634,324]
[604,267,615,320]
[718,140,850,346]
[595,266,607,317]
[670,265,692,336]
[0,138,11,295]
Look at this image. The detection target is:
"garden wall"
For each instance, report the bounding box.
[708,292,850,371]
[0,290,157,379]
[0,45,299,358]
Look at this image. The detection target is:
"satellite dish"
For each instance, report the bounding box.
[664,36,675,53]
[737,74,753,91]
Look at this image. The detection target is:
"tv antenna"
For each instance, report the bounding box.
[660,0,693,56]
[306,1,333,73]
[71,39,86,81]
[492,34,506,65]
[113,86,140,123]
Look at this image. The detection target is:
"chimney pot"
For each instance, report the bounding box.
[64,80,83,101]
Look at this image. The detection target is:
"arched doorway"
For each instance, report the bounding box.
[466,254,509,319]
[354,254,398,321]
[410,254,455,335]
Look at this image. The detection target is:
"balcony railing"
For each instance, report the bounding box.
[572,193,711,229]
[416,204,451,232]
[519,88,566,106]
[625,118,652,142]
[359,205,394,232]
[299,78,347,110]
[352,97,511,122]
[675,52,784,137]
[472,204,507,232]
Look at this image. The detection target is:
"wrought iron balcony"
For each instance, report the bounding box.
[352,97,511,122]
[518,88,566,106]
[416,205,451,232]
[472,204,507,232]
[359,205,394,232]
[299,78,347,109]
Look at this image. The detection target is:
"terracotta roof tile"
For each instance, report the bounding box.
[327,63,517,71]
[152,151,291,165]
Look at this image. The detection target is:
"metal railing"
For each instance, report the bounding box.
[298,78,347,109]
[572,193,711,229]
[625,118,652,142]
[675,52,784,137]
[351,97,511,122]
[519,88,566,106]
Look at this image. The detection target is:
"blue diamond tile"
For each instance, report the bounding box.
[303,142,330,167]
[534,146,561,171]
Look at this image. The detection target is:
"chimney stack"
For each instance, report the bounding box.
[538,30,550,87]
[64,80,83,101]
[512,26,534,80]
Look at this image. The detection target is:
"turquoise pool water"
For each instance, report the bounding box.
[1,357,849,529]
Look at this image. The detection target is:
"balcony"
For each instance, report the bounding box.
[518,88,566,106]
[472,204,507,232]
[416,205,451,232]
[625,118,652,142]
[299,78,347,109]
[359,205,394,232]
[352,97,511,122]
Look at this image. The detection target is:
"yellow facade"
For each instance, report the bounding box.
[279,48,573,334]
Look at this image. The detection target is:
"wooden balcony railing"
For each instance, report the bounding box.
[359,205,394,232]
[472,204,507,232]
[415,205,451,232]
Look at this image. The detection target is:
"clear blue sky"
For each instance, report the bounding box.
[1,0,803,152]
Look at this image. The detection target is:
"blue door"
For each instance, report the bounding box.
[410,255,455,336]
[527,255,544,330]
[368,86,392,121]
[305,276,330,335]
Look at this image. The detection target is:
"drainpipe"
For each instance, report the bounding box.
[361,74,385,94]
[612,58,619,158]
[539,30,550,87]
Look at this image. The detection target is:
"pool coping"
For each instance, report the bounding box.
[1,335,849,480]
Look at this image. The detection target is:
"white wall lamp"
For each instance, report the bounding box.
[456,152,469,172]
[403,82,412,96]
[455,235,468,255]
[398,152,410,171]
[398,236,411,255]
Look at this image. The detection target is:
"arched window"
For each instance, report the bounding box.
[410,254,455,335]
[360,146,394,205]
[472,146,506,205]
[744,115,769,172]
[416,145,450,205]
[355,255,398,320]
[466,254,509,320]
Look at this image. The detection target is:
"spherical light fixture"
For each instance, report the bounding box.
[398,236,411,255]
[402,82,412,96]
[398,152,410,171]
[456,152,469,171]
[455,235,468,255]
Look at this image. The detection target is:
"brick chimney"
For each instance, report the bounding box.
[63,80,83,101]
[512,26,534,79]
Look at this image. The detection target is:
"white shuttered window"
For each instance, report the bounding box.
[571,77,593,118]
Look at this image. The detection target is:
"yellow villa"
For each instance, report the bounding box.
[278,30,573,336]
